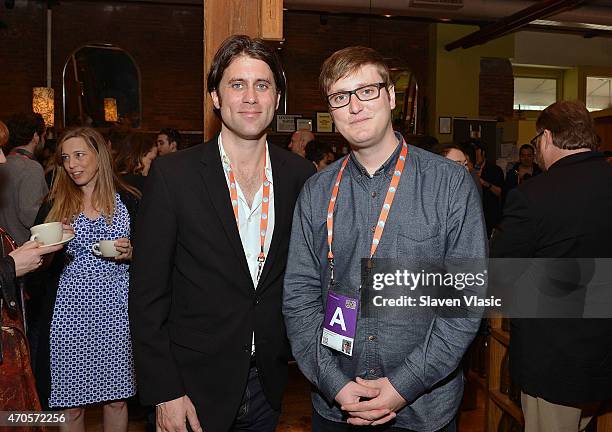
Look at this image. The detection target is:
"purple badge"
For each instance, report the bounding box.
[322,291,359,356]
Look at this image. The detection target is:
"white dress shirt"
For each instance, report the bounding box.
[219,136,275,354]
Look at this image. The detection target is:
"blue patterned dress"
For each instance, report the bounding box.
[49,194,136,407]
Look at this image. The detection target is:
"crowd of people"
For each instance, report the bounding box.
[0,34,611,432]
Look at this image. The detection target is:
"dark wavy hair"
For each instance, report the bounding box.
[206,35,285,98]
[114,134,156,175]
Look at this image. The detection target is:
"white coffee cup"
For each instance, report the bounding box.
[92,240,120,258]
[30,222,63,245]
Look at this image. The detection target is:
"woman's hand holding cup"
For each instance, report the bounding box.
[113,238,132,261]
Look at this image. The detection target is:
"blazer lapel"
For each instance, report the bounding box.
[256,144,289,291]
[198,136,252,283]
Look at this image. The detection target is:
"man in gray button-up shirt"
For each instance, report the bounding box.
[283,47,487,431]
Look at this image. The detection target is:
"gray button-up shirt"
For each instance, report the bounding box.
[283,134,487,431]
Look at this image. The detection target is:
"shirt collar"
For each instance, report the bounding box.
[548,150,599,171]
[218,134,273,184]
[9,148,35,160]
[348,131,404,179]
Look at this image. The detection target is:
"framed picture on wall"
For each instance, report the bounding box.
[317,112,333,133]
[276,114,301,132]
[296,118,313,131]
[439,117,452,134]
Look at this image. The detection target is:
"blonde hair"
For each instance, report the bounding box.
[46,127,139,224]
[319,46,391,97]
[0,120,8,148]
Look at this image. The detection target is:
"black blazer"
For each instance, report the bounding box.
[491,151,612,404]
[129,137,315,431]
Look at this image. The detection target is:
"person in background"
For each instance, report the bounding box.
[0,119,66,415]
[492,100,612,432]
[106,125,130,160]
[460,141,483,199]
[32,113,47,162]
[0,113,49,245]
[435,143,469,169]
[305,140,335,171]
[114,134,158,193]
[469,139,503,237]
[288,129,315,158]
[412,135,439,153]
[156,128,180,156]
[35,127,139,431]
[502,143,542,203]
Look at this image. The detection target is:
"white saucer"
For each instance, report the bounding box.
[41,232,75,247]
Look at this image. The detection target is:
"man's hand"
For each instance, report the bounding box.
[156,395,202,432]
[335,380,380,406]
[334,380,383,425]
[341,377,407,426]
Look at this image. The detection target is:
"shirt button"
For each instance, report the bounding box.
[370,225,375,233]
[246,253,252,258]
[369,368,376,375]
[368,335,376,341]
[371,192,377,198]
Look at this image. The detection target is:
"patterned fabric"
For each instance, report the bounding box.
[1,229,44,429]
[49,194,136,407]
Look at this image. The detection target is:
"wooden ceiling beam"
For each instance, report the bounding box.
[445,0,585,51]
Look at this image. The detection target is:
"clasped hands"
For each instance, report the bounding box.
[335,377,407,426]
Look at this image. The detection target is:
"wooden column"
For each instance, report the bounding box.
[203,0,283,140]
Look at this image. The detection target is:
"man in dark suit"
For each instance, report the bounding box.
[491,100,612,432]
[129,35,315,432]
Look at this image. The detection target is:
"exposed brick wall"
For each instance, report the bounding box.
[0,1,47,120]
[281,12,430,133]
[1,4,432,135]
[479,57,514,120]
[0,0,203,132]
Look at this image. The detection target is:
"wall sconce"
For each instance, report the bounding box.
[104,98,118,122]
[32,87,54,127]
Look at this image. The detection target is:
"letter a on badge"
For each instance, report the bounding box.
[329,307,346,331]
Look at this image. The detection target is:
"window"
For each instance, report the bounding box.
[514,77,558,111]
[586,76,612,112]
[63,44,141,128]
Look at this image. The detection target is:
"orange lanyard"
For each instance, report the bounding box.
[227,145,271,281]
[326,141,409,282]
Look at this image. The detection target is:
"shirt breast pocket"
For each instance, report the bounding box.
[396,224,442,259]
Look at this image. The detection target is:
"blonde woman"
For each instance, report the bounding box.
[39,127,139,431]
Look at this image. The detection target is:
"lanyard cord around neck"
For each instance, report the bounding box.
[326,140,409,283]
[226,145,271,282]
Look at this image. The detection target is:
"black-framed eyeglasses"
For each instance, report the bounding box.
[530,131,544,147]
[326,82,386,108]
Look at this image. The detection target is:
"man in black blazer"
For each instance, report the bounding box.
[129,35,315,432]
[491,100,612,431]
